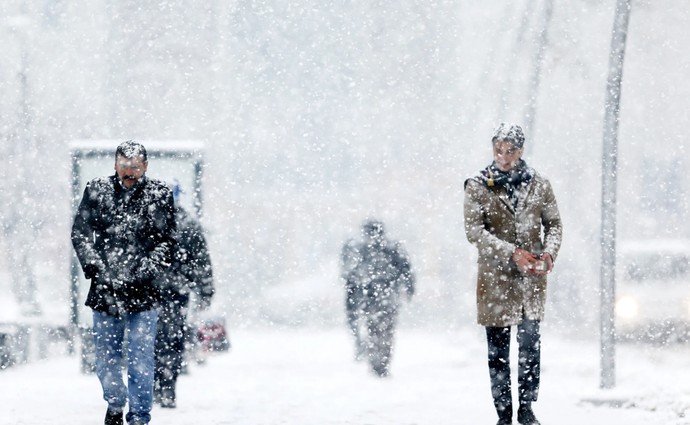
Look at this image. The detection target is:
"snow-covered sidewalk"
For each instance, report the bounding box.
[1,327,688,424]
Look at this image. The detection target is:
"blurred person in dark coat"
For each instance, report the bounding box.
[72,140,176,425]
[464,123,562,425]
[341,238,365,360]
[340,219,415,377]
[154,181,214,408]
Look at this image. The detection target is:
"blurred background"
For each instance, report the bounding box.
[0,0,688,347]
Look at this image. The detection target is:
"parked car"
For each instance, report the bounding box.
[616,239,690,343]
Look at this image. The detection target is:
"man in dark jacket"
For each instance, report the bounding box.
[154,183,214,409]
[341,219,415,377]
[72,141,176,425]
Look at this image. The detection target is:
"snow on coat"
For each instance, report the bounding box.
[464,169,562,327]
[156,206,215,306]
[71,174,176,315]
[341,237,415,313]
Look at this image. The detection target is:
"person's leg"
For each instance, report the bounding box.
[155,300,185,405]
[367,306,397,377]
[92,311,127,414]
[125,309,158,425]
[159,302,186,407]
[345,282,365,359]
[486,326,513,422]
[517,318,541,424]
[517,318,540,402]
[154,302,170,404]
[349,312,366,360]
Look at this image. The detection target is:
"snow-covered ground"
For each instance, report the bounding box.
[2,326,690,425]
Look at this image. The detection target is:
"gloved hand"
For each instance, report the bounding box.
[149,246,170,268]
[132,257,157,282]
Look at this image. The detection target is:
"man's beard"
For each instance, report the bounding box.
[120,175,140,184]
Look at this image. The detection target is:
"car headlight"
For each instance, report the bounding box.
[616,295,639,320]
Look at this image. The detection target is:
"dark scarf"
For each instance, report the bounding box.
[478,159,533,209]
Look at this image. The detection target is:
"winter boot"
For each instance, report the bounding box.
[517,402,540,425]
[104,408,123,425]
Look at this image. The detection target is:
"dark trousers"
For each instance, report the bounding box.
[365,306,398,376]
[485,318,541,419]
[345,282,364,355]
[154,299,188,399]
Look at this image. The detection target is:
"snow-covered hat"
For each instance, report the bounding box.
[492,123,525,148]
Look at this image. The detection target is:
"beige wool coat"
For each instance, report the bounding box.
[464,169,562,327]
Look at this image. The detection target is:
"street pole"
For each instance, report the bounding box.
[4,14,41,316]
[600,0,632,390]
[523,0,554,156]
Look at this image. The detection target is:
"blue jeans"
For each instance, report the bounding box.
[93,309,158,425]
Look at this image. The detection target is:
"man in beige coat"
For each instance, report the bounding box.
[464,123,562,425]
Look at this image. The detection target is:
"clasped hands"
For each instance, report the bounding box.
[512,248,553,275]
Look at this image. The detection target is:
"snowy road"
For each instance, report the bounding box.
[1,327,689,424]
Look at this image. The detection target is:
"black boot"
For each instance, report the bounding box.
[517,402,540,425]
[104,408,123,425]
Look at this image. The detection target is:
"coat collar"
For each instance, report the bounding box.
[487,175,536,215]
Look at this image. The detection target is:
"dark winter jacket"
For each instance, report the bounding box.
[71,174,176,315]
[342,238,415,312]
[156,206,215,307]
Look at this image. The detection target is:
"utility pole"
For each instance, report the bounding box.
[523,0,554,155]
[3,13,41,316]
[600,0,632,390]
